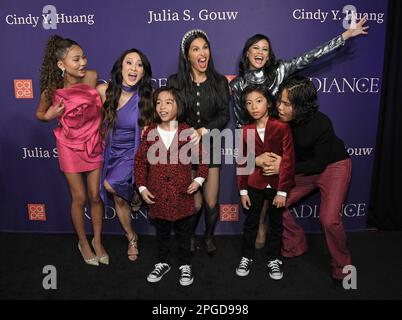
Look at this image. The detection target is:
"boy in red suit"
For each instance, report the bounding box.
[236,84,295,280]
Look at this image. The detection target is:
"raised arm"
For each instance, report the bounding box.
[341,16,369,40]
[277,16,368,89]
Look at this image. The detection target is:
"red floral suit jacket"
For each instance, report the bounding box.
[135,122,208,221]
[237,118,295,193]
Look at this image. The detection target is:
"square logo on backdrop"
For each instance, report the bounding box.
[220,204,239,222]
[28,204,46,221]
[14,79,33,99]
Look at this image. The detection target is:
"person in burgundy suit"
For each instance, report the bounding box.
[135,87,208,286]
[236,84,295,280]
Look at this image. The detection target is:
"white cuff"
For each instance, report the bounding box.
[138,186,147,194]
[240,189,248,196]
[194,177,205,187]
[276,191,287,198]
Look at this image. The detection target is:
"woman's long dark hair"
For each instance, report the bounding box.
[40,35,79,103]
[101,48,153,141]
[240,84,276,124]
[238,34,279,84]
[168,31,229,125]
[277,76,319,125]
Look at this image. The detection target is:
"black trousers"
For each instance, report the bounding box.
[242,186,284,261]
[153,215,193,266]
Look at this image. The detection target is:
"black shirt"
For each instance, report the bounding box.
[291,111,349,175]
[168,75,229,130]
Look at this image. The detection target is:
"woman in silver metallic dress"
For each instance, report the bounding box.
[230,17,368,250]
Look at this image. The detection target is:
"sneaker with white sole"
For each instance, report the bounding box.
[147,262,171,283]
[236,257,253,277]
[267,259,283,280]
[179,265,194,286]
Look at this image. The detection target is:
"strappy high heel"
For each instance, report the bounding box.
[127,234,139,261]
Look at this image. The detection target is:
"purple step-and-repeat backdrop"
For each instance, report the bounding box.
[0,0,387,234]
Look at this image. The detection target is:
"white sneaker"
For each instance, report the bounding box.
[267,259,283,280]
[147,262,171,283]
[179,265,194,286]
[236,257,253,277]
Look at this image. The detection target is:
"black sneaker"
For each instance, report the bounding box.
[236,257,253,277]
[147,262,171,283]
[179,264,194,286]
[267,259,283,280]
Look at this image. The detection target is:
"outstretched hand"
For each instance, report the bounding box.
[342,16,369,40]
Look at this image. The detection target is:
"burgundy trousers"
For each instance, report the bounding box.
[282,158,352,279]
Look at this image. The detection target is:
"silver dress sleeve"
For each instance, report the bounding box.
[231,34,345,126]
[273,34,345,95]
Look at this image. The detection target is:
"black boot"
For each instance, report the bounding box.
[190,208,202,254]
[204,206,219,255]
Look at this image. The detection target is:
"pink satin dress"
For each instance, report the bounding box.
[53,83,103,173]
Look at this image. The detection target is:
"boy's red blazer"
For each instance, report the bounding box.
[237,117,295,193]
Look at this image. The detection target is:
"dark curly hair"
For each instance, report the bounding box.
[277,76,319,125]
[240,84,276,124]
[101,48,153,142]
[40,35,79,103]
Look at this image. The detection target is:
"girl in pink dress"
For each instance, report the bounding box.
[36,35,108,266]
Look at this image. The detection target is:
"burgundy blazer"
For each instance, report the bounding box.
[237,117,295,193]
[135,122,208,221]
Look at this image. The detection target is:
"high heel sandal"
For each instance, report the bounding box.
[91,238,109,265]
[78,242,99,266]
[127,234,139,261]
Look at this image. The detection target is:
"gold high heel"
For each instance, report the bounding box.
[91,238,109,265]
[127,234,139,262]
[78,242,99,266]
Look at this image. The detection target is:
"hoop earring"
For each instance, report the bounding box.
[61,69,65,77]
